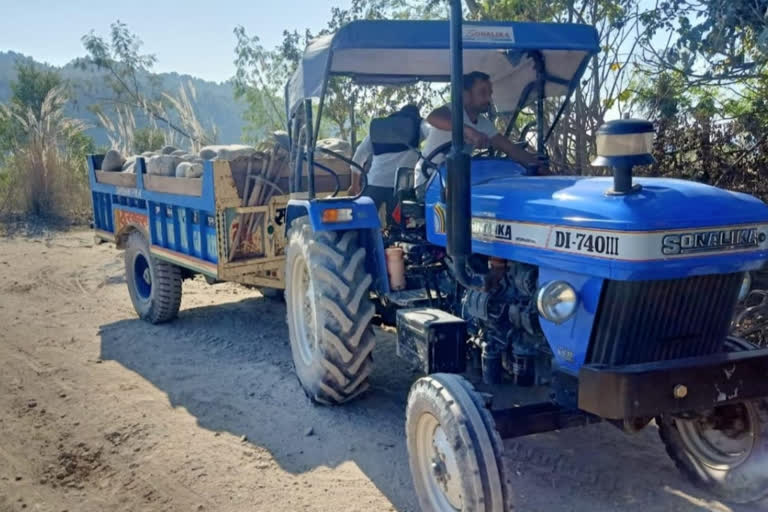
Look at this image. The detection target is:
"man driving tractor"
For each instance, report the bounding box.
[416,70,542,188]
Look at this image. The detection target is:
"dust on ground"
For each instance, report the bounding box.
[0,228,764,512]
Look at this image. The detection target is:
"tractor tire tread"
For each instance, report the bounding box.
[285,218,375,405]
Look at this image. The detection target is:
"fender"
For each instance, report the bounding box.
[286,197,390,294]
[112,205,150,249]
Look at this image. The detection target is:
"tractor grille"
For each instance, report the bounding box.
[586,273,743,366]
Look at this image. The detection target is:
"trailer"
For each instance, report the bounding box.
[87,140,353,321]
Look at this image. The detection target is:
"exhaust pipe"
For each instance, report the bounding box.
[447,0,483,289]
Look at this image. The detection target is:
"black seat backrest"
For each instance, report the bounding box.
[369,116,420,155]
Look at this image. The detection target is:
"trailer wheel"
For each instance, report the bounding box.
[658,337,768,504]
[285,217,375,404]
[406,373,513,512]
[124,232,182,324]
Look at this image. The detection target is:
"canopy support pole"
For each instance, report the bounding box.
[304,99,316,200]
[446,0,483,290]
[531,51,547,161]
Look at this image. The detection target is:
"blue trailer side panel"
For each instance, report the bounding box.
[87,155,220,277]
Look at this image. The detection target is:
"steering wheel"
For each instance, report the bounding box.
[518,120,537,150]
[421,141,505,167]
[421,142,453,172]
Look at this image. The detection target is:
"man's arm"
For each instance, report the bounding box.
[490,134,538,165]
[426,106,490,148]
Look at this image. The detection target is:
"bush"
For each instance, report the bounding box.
[642,119,768,203]
[0,86,93,222]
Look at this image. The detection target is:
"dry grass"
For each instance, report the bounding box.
[0,87,91,222]
[162,81,218,152]
[97,80,217,154]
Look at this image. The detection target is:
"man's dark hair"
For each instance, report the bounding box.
[463,71,490,91]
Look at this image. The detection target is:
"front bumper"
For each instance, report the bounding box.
[578,347,768,419]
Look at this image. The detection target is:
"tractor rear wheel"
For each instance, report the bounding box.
[657,337,768,504]
[406,373,513,512]
[284,217,375,404]
[124,231,182,324]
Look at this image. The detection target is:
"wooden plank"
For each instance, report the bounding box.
[144,175,203,196]
[213,161,242,208]
[94,170,137,188]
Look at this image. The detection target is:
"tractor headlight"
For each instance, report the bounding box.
[738,272,752,302]
[536,281,578,324]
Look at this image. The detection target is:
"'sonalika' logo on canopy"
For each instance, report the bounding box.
[462,26,516,43]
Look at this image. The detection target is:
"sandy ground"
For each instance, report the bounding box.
[0,227,766,512]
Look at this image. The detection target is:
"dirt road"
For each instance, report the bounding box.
[0,227,764,512]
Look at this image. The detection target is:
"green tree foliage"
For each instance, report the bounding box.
[10,62,63,113]
[232,25,296,142]
[234,0,439,148]
[640,0,768,85]
[132,127,165,154]
[1,62,66,161]
[81,21,215,148]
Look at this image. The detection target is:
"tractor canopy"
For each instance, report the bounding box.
[286,19,600,116]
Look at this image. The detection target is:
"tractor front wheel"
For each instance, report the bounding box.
[284,218,375,404]
[406,373,513,512]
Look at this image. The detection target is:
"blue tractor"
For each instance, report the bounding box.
[282,3,768,510]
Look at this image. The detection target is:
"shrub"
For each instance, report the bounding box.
[0,86,93,222]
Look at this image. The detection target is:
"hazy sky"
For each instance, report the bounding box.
[1,0,353,83]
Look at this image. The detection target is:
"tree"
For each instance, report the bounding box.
[81,20,215,148]
[233,0,438,148]
[1,62,66,164]
[10,62,63,113]
[232,26,297,142]
[640,0,768,86]
[132,127,165,154]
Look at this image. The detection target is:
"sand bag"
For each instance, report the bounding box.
[146,155,181,176]
[175,161,204,178]
[199,144,258,161]
[101,149,125,172]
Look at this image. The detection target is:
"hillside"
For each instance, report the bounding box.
[0,51,246,147]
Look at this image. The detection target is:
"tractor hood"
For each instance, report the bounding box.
[471,175,768,231]
[425,159,768,280]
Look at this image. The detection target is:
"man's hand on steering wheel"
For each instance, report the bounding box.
[464,126,491,149]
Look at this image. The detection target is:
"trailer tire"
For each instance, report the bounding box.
[406,373,513,512]
[285,217,375,405]
[657,337,768,504]
[124,232,182,324]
